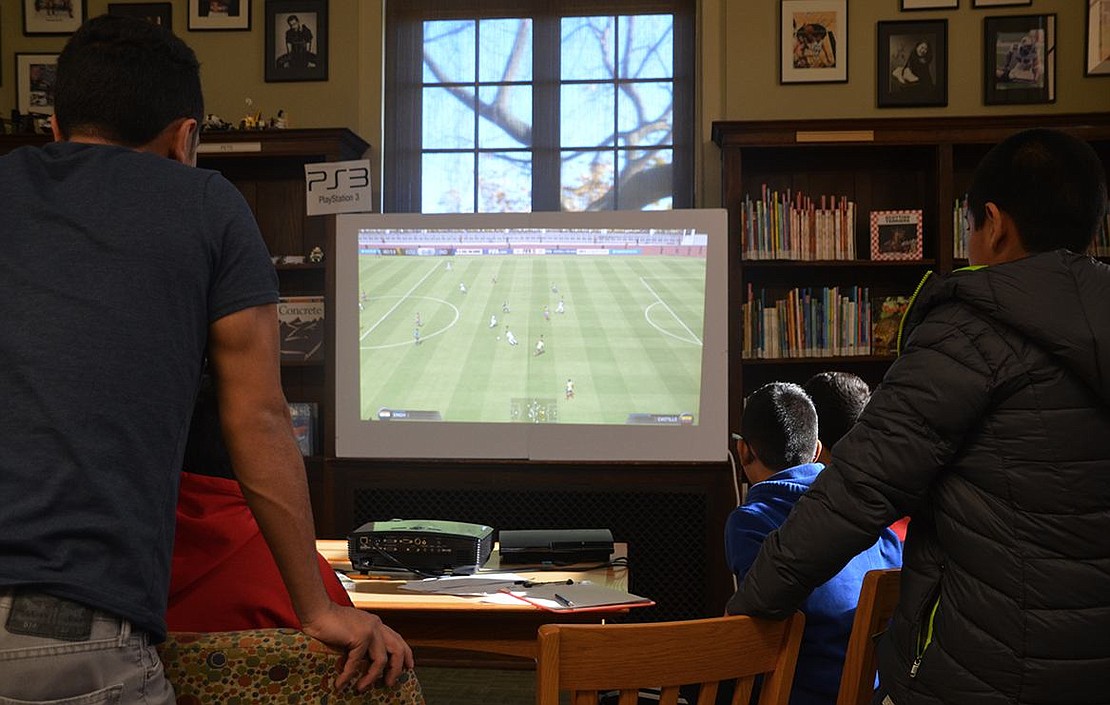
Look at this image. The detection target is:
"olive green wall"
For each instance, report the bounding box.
[2,0,1106,208]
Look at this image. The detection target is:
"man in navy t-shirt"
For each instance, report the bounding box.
[0,15,411,701]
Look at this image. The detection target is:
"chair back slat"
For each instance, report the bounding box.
[835,568,902,705]
[536,613,804,705]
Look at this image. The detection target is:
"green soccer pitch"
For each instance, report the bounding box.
[355,254,707,425]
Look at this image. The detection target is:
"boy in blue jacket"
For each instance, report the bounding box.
[726,382,902,705]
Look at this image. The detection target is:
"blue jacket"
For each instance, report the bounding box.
[725,463,903,705]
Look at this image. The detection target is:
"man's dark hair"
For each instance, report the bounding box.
[740,382,818,473]
[54,14,203,147]
[803,371,870,450]
[966,128,1108,253]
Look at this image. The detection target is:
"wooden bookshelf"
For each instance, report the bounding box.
[712,114,1110,432]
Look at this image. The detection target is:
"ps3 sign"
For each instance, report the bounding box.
[304,159,373,216]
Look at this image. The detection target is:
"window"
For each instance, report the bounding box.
[384,0,694,213]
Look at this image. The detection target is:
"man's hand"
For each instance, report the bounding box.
[300,603,415,692]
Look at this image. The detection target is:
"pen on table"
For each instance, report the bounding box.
[553,593,575,608]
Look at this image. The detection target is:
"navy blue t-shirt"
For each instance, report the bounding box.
[0,141,278,640]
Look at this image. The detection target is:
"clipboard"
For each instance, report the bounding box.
[501,582,654,613]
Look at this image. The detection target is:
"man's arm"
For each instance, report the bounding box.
[207,303,413,692]
[727,310,994,618]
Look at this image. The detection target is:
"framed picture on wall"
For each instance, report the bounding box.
[187,0,250,32]
[901,0,958,10]
[23,0,86,35]
[108,3,173,31]
[984,14,1056,105]
[16,53,60,115]
[878,20,948,107]
[265,0,329,83]
[780,0,848,84]
[1088,0,1110,76]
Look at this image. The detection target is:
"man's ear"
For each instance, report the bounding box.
[169,117,200,166]
[812,439,823,463]
[50,115,63,142]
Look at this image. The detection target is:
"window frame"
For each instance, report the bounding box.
[383,0,695,213]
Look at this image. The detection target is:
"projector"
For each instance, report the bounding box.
[347,519,494,574]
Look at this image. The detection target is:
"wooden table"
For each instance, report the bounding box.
[316,540,629,662]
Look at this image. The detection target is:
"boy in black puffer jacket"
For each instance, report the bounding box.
[727,128,1110,705]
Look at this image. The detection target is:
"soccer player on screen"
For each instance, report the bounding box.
[506,328,518,346]
[534,336,546,356]
[556,298,565,314]
[565,378,574,399]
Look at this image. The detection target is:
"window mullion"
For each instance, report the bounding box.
[532,12,561,212]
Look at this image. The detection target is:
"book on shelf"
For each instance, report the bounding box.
[288,402,318,456]
[278,296,324,362]
[741,284,871,360]
[953,199,971,260]
[871,296,910,357]
[1091,211,1110,258]
[740,185,857,261]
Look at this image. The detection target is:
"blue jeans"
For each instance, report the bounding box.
[0,590,174,704]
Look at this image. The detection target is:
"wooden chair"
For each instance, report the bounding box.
[535,612,805,705]
[835,568,902,705]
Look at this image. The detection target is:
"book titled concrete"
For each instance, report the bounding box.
[278,296,324,362]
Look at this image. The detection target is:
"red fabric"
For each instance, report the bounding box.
[889,516,911,542]
[167,471,352,632]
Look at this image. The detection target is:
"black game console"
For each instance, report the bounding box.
[498,528,614,564]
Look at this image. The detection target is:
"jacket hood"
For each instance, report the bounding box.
[906,250,1110,404]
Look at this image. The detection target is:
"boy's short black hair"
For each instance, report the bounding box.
[966,128,1108,253]
[740,382,818,473]
[54,14,203,147]
[803,371,870,450]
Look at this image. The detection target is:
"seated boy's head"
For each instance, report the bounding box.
[738,382,819,482]
[803,372,870,460]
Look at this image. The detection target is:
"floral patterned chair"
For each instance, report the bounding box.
[158,628,425,705]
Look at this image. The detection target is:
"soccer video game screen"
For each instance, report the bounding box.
[354,226,709,427]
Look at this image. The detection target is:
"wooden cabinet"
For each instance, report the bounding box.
[712,114,1110,431]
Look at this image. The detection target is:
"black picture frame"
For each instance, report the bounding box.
[187,0,250,31]
[984,14,1056,105]
[265,0,329,83]
[779,0,848,84]
[22,0,87,35]
[878,20,948,108]
[16,53,60,116]
[901,0,958,10]
[108,3,173,31]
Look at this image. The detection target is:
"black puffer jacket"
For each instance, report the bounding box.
[727,250,1110,704]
